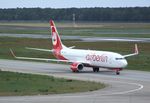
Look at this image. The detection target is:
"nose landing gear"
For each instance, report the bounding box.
[93,67,99,72]
[113,68,122,75]
[116,71,120,75]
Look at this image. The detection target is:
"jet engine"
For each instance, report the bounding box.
[70,62,84,72]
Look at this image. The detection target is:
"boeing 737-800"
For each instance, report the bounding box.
[10,20,139,75]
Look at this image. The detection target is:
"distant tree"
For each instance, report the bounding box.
[0,7,149,22]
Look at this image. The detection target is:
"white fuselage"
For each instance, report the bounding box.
[61,48,128,69]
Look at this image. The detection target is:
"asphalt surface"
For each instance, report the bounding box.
[0,59,150,103]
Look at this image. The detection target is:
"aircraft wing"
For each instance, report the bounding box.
[123,44,139,58]
[10,49,70,62]
[25,47,53,52]
[10,49,90,64]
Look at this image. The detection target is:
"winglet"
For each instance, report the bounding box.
[10,49,16,58]
[68,46,75,49]
[135,44,139,54]
[123,44,139,58]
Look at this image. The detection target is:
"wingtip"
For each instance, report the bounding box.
[10,49,16,58]
[135,44,139,54]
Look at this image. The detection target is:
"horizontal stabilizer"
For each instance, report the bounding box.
[68,46,75,49]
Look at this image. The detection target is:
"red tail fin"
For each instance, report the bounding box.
[49,20,67,60]
[50,20,63,50]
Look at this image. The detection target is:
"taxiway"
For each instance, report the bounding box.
[0,59,150,103]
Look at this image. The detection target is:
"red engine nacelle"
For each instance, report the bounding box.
[70,63,84,72]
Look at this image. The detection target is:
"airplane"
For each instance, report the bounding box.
[10,20,139,75]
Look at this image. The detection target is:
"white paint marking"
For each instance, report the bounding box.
[40,81,144,98]
[105,82,143,95]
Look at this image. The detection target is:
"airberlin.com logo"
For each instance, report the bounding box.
[86,54,108,62]
[52,32,57,45]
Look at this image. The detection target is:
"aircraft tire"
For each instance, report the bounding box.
[116,71,120,75]
[93,67,99,72]
[96,68,99,72]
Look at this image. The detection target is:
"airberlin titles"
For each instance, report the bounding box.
[86,54,108,62]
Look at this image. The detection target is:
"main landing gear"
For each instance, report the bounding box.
[116,71,120,75]
[93,67,99,72]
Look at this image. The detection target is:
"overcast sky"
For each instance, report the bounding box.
[0,0,149,8]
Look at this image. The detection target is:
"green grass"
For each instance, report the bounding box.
[0,21,150,38]
[0,22,150,28]
[0,22,49,27]
[0,29,48,34]
[0,37,150,71]
[0,71,105,96]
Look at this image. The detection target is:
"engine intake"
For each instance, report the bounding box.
[70,63,84,72]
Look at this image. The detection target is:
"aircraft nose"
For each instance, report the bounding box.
[122,60,128,67]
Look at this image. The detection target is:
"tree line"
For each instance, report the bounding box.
[0,7,150,22]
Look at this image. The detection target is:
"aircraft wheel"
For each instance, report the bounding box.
[116,71,120,75]
[96,68,99,72]
[93,67,99,72]
[93,68,96,72]
[72,70,76,73]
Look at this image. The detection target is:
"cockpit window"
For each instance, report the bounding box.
[115,58,125,60]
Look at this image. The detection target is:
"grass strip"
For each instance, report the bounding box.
[0,71,105,96]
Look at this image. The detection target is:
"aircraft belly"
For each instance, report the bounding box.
[90,61,107,67]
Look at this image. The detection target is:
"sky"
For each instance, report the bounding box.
[0,0,150,8]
